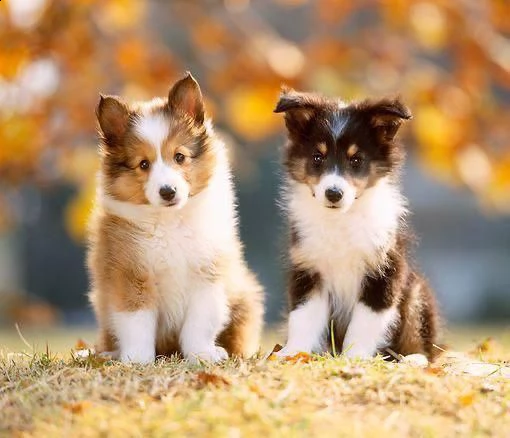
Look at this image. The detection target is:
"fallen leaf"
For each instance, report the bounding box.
[267,344,283,361]
[63,401,91,415]
[271,344,283,353]
[196,372,230,388]
[425,366,446,376]
[458,392,475,407]
[285,352,313,364]
[75,339,89,350]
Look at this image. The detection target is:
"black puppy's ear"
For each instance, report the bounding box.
[274,87,317,129]
[364,97,412,142]
[168,72,204,124]
[96,94,130,145]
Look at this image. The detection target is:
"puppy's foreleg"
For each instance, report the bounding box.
[342,302,397,359]
[112,309,157,364]
[180,282,229,364]
[276,291,329,357]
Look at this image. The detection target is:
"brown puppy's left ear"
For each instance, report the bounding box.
[366,98,412,141]
[96,94,131,145]
[168,72,204,124]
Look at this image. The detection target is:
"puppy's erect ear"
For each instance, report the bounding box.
[96,95,130,144]
[365,98,412,142]
[274,87,317,130]
[168,72,204,124]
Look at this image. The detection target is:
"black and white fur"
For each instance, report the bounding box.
[274,88,439,360]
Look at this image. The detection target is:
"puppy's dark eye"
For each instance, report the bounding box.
[312,153,324,166]
[175,153,186,165]
[350,155,363,169]
[139,160,150,170]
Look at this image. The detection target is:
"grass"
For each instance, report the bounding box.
[1,326,510,437]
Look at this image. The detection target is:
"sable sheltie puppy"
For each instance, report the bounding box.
[87,73,264,364]
[274,88,439,360]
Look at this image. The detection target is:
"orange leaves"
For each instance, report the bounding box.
[195,372,231,389]
[267,351,313,363]
[225,86,282,141]
[98,0,146,31]
[74,339,90,350]
[458,392,475,407]
[0,40,30,80]
[63,401,92,415]
[413,104,462,181]
[409,2,448,50]
[267,344,314,364]
[191,19,232,53]
[0,115,43,182]
[0,0,509,235]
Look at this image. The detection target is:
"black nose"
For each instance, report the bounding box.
[325,187,343,203]
[159,185,176,201]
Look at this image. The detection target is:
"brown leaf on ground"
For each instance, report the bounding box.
[284,352,313,364]
[458,392,475,407]
[195,372,230,388]
[74,339,89,350]
[62,401,91,415]
[425,366,446,376]
[271,344,283,354]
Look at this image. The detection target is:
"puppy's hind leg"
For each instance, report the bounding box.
[218,291,264,359]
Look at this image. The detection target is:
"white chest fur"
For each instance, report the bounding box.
[286,178,405,318]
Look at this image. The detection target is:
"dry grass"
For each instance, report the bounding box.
[1,327,510,437]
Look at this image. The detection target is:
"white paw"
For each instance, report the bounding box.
[119,348,155,364]
[343,347,374,360]
[273,346,309,359]
[185,346,228,364]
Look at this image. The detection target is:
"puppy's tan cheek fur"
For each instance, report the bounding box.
[187,151,216,196]
[108,172,148,204]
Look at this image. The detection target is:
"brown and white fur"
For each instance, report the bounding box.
[87,73,264,364]
[274,88,439,360]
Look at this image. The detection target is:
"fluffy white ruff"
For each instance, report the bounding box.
[100,139,237,364]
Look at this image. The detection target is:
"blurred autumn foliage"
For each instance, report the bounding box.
[1,0,510,241]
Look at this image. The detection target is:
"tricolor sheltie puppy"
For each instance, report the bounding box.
[87,73,264,364]
[274,88,439,360]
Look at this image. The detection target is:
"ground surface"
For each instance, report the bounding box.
[1,326,510,437]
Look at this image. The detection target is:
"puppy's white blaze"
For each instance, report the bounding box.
[111,309,157,364]
[342,303,398,359]
[314,173,356,211]
[329,112,349,139]
[277,292,329,356]
[134,113,170,149]
[180,282,229,363]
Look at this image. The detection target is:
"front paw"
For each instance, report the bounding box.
[119,348,155,364]
[342,347,374,360]
[185,346,228,364]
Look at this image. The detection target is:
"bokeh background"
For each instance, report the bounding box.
[1,0,509,340]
